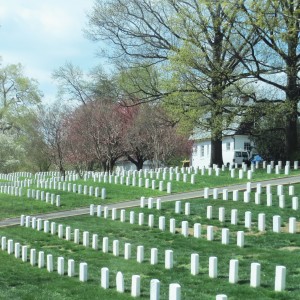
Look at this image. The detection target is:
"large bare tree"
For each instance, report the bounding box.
[86,0,257,166]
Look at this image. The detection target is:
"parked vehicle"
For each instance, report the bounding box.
[232,150,250,166]
[223,150,250,166]
[250,154,263,164]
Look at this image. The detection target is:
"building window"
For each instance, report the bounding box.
[244,142,251,151]
[200,145,205,157]
[226,142,230,151]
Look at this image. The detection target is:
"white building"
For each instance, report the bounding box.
[190,123,254,168]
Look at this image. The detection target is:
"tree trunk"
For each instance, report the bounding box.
[285,53,299,160]
[127,155,144,171]
[211,134,223,167]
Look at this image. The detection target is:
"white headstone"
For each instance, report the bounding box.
[231,209,238,225]
[207,225,214,241]
[250,262,261,288]
[237,231,244,248]
[138,213,144,226]
[7,239,13,255]
[185,202,190,215]
[274,266,286,291]
[57,257,64,275]
[68,259,75,277]
[148,214,154,228]
[102,237,109,253]
[209,256,218,278]
[97,205,102,217]
[194,223,201,238]
[124,243,131,260]
[131,275,141,297]
[101,267,109,289]
[137,245,144,263]
[92,234,98,250]
[130,211,135,224]
[151,248,158,265]
[168,283,181,300]
[258,213,265,232]
[273,215,281,233]
[219,207,225,222]
[73,228,79,244]
[292,197,298,210]
[229,259,239,283]
[207,206,213,219]
[83,231,89,247]
[175,201,181,214]
[159,216,165,231]
[38,251,44,268]
[116,271,124,293]
[14,243,20,258]
[233,190,239,201]
[222,228,229,245]
[47,254,53,272]
[113,240,119,256]
[191,253,199,275]
[245,211,252,228]
[120,209,126,223]
[289,217,296,234]
[165,250,173,269]
[181,221,189,237]
[150,279,160,300]
[79,262,88,282]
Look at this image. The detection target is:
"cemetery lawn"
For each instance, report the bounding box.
[2,169,300,220]
[1,185,300,300]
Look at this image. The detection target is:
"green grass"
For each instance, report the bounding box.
[1,182,300,299]
[1,168,300,220]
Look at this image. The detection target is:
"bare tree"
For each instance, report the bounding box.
[86,0,258,166]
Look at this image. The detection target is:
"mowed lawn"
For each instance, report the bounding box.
[0,181,300,299]
[1,168,300,220]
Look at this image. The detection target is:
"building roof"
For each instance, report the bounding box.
[190,120,253,141]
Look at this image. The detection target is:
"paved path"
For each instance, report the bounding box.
[1,175,300,228]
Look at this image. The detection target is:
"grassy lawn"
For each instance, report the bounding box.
[0,181,300,299]
[1,168,300,220]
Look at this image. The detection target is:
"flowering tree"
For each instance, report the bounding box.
[122,104,191,169]
[65,100,126,172]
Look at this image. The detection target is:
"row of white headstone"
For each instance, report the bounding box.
[19,216,285,294]
[100,267,184,300]
[2,158,299,183]
[203,185,299,211]
[170,200,298,234]
[26,189,61,207]
[88,208,287,292]
[91,205,247,247]
[0,235,88,281]
[0,185,23,197]
[35,180,107,199]
[94,172,196,187]
[18,217,188,299]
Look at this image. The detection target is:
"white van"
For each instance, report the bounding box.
[223,150,250,167]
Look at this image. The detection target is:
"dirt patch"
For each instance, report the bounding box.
[176,225,219,236]
[244,231,266,236]
[279,246,300,251]
[281,221,300,233]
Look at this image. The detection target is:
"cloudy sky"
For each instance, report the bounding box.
[0,0,106,103]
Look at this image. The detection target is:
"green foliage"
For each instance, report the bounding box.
[0,134,25,172]
[0,62,42,132]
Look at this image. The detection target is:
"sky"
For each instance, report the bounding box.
[0,0,106,103]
